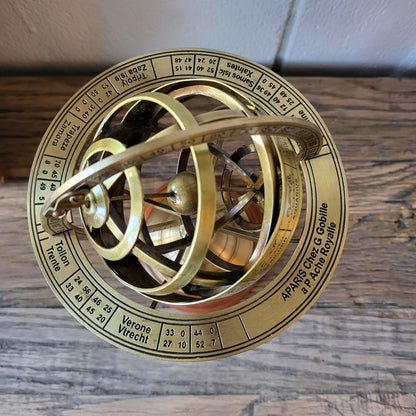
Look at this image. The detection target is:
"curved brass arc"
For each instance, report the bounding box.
[41,115,322,224]
[28,49,348,362]
[155,84,276,290]
[89,92,217,296]
[39,99,321,301]
[79,138,144,261]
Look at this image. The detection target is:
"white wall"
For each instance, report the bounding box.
[1,0,415,76]
[281,0,416,75]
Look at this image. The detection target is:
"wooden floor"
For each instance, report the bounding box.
[0,76,415,415]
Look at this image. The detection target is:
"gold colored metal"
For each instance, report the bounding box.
[28,48,348,361]
[82,184,110,230]
[166,171,198,215]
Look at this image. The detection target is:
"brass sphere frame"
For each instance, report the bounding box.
[28,49,348,360]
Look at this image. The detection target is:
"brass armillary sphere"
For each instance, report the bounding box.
[28,49,348,360]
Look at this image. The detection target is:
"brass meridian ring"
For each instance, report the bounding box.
[40,111,310,301]
[80,138,144,261]
[28,48,348,361]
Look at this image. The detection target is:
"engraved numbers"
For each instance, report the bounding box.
[81,293,117,328]
[194,54,218,77]
[191,324,221,353]
[34,156,65,203]
[158,323,223,353]
[38,156,63,182]
[255,74,280,100]
[86,80,118,108]
[61,272,96,310]
[172,54,194,75]
[70,95,99,122]
[270,87,300,115]
[159,324,190,353]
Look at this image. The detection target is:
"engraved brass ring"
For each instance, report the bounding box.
[28,49,348,360]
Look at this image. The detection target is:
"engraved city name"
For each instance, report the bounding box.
[45,240,70,272]
[282,202,338,302]
[51,119,81,152]
[118,314,152,344]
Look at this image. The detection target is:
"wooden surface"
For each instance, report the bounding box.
[0,76,415,415]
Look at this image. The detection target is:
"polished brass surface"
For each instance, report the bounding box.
[166,171,198,215]
[28,49,348,360]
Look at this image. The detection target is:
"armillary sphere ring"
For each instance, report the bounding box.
[28,48,348,360]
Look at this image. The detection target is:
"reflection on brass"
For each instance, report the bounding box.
[28,49,348,360]
[166,171,198,215]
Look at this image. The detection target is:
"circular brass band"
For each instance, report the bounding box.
[28,48,347,361]
[39,110,311,300]
[86,92,218,296]
[41,115,322,223]
[79,138,144,261]
[39,111,317,301]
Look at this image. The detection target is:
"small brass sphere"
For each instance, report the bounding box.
[81,184,110,229]
[167,171,198,215]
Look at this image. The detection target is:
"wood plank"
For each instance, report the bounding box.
[0,76,88,178]
[1,76,416,177]
[1,308,414,394]
[255,394,416,416]
[1,393,415,416]
[288,77,416,162]
[1,395,259,416]
[0,76,415,415]
[2,172,415,310]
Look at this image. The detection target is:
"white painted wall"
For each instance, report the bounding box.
[280,0,416,75]
[1,0,415,75]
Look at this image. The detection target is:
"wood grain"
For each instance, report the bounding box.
[0,76,415,415]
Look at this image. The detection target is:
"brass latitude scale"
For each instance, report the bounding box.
[28,49,348,360]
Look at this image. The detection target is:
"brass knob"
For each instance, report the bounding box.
[167,171,198,215]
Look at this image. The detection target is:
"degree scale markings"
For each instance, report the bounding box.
[33,51,324,358]
[35,51,309,193]
[28,48,347,360]
[41,57,272,348]
[58,229,230,357]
